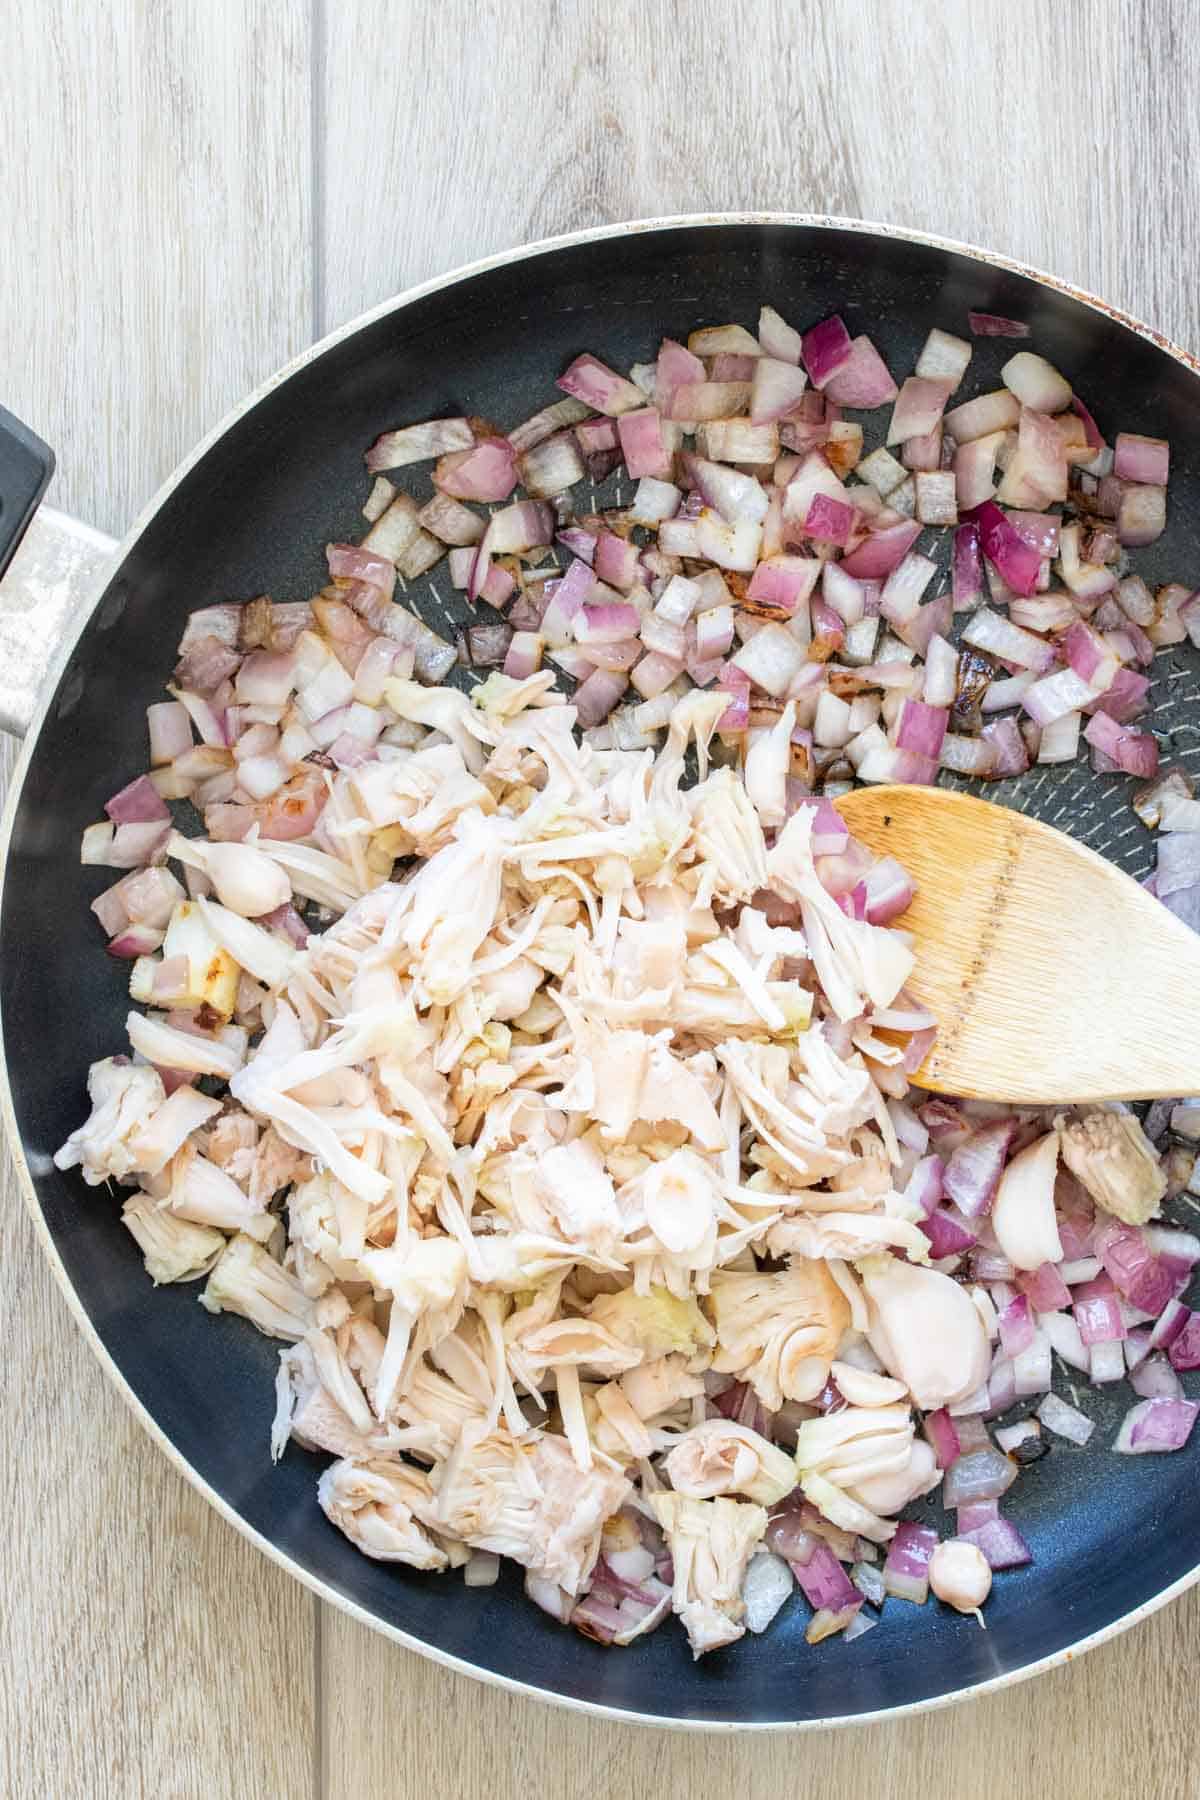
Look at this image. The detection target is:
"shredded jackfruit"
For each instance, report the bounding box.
[58,635,998,1657]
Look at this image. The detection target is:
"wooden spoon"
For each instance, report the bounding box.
[835,783,1200,1105]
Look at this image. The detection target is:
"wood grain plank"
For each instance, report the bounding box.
[321,1585,1200,1800]
[321,0,1200,355]
[317,0,864,331]
[1,0,314,537]
[827,0,1200,353]
[0,5,316,1798]
[317,4,1200,1796]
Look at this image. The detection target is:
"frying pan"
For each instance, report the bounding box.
[2,215,1199,1731]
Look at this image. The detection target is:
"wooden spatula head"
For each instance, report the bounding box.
[836,784,1200,1104]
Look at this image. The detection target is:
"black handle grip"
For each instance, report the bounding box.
[0,404,54,582]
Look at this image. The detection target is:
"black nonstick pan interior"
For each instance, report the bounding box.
[4,219,1199,1725]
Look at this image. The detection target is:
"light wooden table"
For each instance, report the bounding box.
[4,3,1200,1795]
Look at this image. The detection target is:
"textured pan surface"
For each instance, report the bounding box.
[3,221,1198,1725]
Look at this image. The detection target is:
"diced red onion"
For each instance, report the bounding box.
[861,854,914,923]
[326,542,397,595]
[1117,484,1167,548]
[615,408,672,480]
[434,437,518,503]
[630,651,685,700]
[694,606,734,659]
[1020,666,1097,726]
[944,1120,1017,1218]
[1063,620,1118,691]
[572,667,629,727]
[1114,1397,1199,1454]
[485,501,556,557]
[946,390,1021,446]
[803,493,853,546]
[764,1503,816,1563]
[1030,1392,1093,1445]
[106,922,166,959]
[1082,711,1159,778]
[963,500,1042,596]
[461,623,511,668]
[757,306,803,365]
[628,477,681,525]
[854,744,938,786]
[503,637,543,684]
[821,335,898,408]
[107,820,171,868]
[694,510,764,573]
[518,431,587,499]
[1094,1218,1177,1317]
[730,623,806,698]
[749,356,811,425]
[790,1542,859,1612]
[968,312,1030,338]
[1114,433,1169,487]
[1167,1309,1200,1368]
[1012,1332,1052,1397]
[585,639,641,674]
[805,1602,864,1645]
[111,865,185,927]
[922,634,959,708]
[994,1420,1039,1454]
[942,1446,1018,1508]
[895,699,948,759]
[959,1516,1032,1570]
[1153,831,1200,898]
[557,353,644,417]
[839,520,921,581]
[549,647,595,682]
[1073,1276,1127,1346]
[365,417,473,473]
[961,607,1057,674]
[955,1498,998,1533]
[174,687,231,746]
[639,612,687,661]
[922,1205,979,1259]
[147,702,193,766]
[939,733,999,778]
[1086,665,1152,727]
[984,1360,1015,1416]
[654,337,705,415]
[883,1522,938,1604]
[888,377,952,446]
[1130,1354,1184,1401]
[998,1293,1035,1357]
[1006,510,1062,557]
[900,590,951,661]
[716,664,751,731]
[800,315,853,389]
[923,1408,961,1469]
[505,397,590,456]
[681,454,769,529]
[576,603,641,647]
[105,775,170,826]
[879,552,936,628]
[592,531,640,593]
[1147,1223,1200,1263]
[668,381,753,424]
[1017,1262,1071,1313]
[954,437,1002,513]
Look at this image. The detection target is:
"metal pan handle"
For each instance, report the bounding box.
[0,405,117,738]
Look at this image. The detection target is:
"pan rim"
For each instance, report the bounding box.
[3,209,1198,1731]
